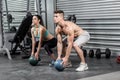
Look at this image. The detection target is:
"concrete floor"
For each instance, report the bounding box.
[0,50,120,80]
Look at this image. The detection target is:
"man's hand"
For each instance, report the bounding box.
[57,56,62,60]
[62,57,68,67]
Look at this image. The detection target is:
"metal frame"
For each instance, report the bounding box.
[4,0,10,31]
[0,0,12,60]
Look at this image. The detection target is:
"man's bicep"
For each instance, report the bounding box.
[67,35,74,44]
[57,34,62,43]
[55,26,61,35]
[67,32,74,44]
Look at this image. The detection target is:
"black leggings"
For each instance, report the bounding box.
[36,38,57,55]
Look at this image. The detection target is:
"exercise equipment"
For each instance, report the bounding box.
[67,14,76,23]
[5,0,11,30]
[7,14,13,23]
[82,49,87,57]
[10,26,17,32]
[0,0,12,60]
[89,49,94,58]
[29,56,39,66]
[96,48,111,59]
[116,56,120,64]
[54,59,65,71]
[9,15,32,55]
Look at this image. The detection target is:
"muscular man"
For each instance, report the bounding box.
[54,10,90,71]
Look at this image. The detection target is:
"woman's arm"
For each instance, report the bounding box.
[31,28,35,56]
[36,27,43,54]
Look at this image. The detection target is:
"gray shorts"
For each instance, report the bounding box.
[74,31,90,47]
[62,31,90,47]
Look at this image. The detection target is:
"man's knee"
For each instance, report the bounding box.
[73,42,81,48]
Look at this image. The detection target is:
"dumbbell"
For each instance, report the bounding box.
[82,49,87,57]
[88,49,94,58]
[95,48,111,59]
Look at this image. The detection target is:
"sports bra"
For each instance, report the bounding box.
[33,25,49,41]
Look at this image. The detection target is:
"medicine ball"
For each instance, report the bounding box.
[29,56,39,66]
[54,59,65,71]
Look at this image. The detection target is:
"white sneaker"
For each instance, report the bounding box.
[75,63,88,72]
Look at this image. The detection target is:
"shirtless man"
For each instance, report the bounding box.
[54,10,90,71]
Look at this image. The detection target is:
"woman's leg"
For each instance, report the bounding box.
[43,38,57,60]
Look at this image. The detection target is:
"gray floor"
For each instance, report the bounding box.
[0,50,120,80]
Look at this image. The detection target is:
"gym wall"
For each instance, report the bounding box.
[0,0,3,48]
[2,0,37,31]
[56,0,120,55]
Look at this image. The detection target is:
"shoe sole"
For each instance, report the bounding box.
[75,67,88,72]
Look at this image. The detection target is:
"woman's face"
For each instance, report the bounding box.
[32,16,40,25]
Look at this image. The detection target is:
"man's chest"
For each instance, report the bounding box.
[61,27,68,35]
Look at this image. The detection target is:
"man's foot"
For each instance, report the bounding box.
[65,60,72,68]
[75,63,88,72]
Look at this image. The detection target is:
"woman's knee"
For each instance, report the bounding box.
[44,45,53,56]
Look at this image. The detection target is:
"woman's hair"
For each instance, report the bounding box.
[33,15,44,26]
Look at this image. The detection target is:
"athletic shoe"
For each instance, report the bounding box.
[49,60,55,67]
[75,63,88,72]
[65,60,72,68]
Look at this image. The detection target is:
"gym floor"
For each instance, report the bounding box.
[0,50,120,80]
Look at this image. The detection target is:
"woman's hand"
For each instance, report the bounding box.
[31,52,34,56]
[35,52,39,60]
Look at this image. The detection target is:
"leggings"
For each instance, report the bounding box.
[35,38,57,55]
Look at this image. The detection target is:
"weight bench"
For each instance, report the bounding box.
[9,15,32,56]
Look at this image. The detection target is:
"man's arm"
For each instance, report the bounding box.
[55,26,63,59]
[64,29,74,59]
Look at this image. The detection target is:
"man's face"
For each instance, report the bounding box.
[54,13,63,24]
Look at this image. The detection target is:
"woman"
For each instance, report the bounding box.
[31,15,57,65]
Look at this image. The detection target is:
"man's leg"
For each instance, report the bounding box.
[73,31,90,71]
[73,44,85,63]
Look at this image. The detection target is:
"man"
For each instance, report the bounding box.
[54,10,90,71]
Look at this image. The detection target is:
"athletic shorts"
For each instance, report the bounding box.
[62,31,90,47]
[74,31,90,47]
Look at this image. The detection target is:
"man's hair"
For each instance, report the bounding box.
[54,10,64,15]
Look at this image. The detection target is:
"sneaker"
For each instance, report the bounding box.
[75,63,88,72]
[65,60,72,68]
[49,60,55,67]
